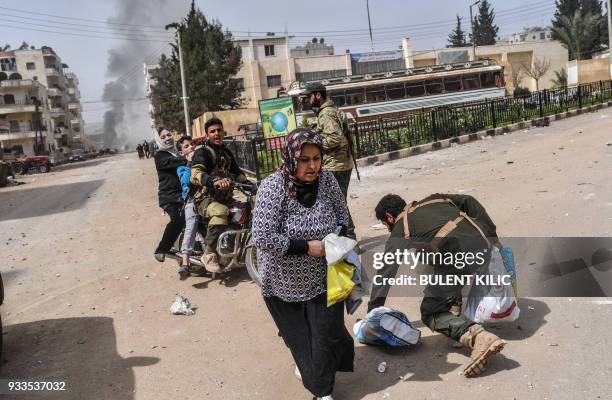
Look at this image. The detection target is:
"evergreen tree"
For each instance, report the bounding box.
[447,15,468,47]
[471,0,499,46]
[552,0,608,60]
[149,1,243,132]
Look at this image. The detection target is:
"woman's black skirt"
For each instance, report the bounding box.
[264,292,354,397]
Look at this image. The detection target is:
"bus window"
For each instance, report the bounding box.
[480,72,495,88]
[462,74,480,90]
[444,76,462,92]
[385,83,406,100]
[366,85,387,103]
[425,79,443,95]
[346,87,366,105]
[330,90,346,107]
[406,81,425,97]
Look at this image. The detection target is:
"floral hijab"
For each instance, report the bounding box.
[279,128,323,198]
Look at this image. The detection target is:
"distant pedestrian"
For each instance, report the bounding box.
[149,139,157,157]
[143,140,150,158]
[136,144,144,159]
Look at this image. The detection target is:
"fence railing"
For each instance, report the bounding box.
[229,79,612,181]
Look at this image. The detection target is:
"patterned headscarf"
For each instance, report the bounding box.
[279,128,323,198]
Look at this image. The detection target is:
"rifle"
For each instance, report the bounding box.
[342,117,360,181]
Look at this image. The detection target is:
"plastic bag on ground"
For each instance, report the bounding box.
[353,307,421,347]
[463,247,520,324]
[170,296,195,316]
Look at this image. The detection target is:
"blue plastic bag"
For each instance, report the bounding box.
[353,307,421,347]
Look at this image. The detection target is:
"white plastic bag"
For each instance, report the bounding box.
[323,233,357,266]
[170,296,195,316]
[464,247,520,323]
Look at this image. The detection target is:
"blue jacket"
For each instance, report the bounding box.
[177,165,191,201]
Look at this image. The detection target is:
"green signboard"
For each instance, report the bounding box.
[258,97,297,139]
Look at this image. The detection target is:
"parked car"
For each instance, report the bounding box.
[12,155,51,174]
[69,149,85,162]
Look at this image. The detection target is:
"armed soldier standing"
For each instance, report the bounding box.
[190,117,249,273]
[304,82,357,239]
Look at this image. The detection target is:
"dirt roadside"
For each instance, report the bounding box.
[0,109,611,400]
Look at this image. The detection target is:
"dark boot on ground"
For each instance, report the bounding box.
[459,324,505,377]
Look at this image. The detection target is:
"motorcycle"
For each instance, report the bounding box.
[167,182,260,284]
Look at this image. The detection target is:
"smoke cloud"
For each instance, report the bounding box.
[102,0,189,149]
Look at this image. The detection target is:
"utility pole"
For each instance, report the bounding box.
[470,0,481,61]
[177,29,191,137]
[366,0,374,52]
[607,0,612,78]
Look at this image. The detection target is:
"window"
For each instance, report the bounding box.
[365,85,386,103]
[26,62,36,70]
[540,32,545,40]
[425,79,443,95]
[462,74,480,90]
[231,78,245,91]
[264,44,275,57]
[532,36,536,40]
[444,77,462,92]
[385,83,406,100]
[345,88,365,105]
[329,90,346,107]
[480,73,495,88]
[406,81,425,97]
[266,75,281,87]
[3,94,15,105]
[9,120,19,132]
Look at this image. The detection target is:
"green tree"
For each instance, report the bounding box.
[471,0,499,46]
[552,10,601,60]
[447,15,468,47]
[149,1,243,132]
[551,68,568,88]
[552,0,608,60]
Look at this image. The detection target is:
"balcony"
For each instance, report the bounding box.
[70,118,81,126]
[0,123,38,140]
[49,107,65,117]
[67,87,75,95]
[0,79,37,89]
[47,87,63,97]
[0,99,37,114]
[45,67,60,77]
[68,102,80,111]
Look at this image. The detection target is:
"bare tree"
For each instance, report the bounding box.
[520,57,551,91]
[510,63,525,92]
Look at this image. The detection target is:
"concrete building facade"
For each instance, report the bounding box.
[0,46,86,156]
[505,27,553,45]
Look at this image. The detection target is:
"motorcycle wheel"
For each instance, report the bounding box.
[245,241,260,287]
[13,163,23,175]
[38,164,49,173]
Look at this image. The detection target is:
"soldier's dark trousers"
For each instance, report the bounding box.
[331,170,356,239]
[420,296,474,341]
[204,225,227,253]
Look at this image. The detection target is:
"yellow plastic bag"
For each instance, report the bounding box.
[327,261,355,307]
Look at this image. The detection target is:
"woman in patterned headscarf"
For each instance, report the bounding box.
[252,128,354,400]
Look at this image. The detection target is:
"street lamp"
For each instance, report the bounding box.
[165,23,191,137]
[470,0,481,61]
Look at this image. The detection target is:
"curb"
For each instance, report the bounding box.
[356,100,612,167]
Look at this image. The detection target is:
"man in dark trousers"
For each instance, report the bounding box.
[153,128,185,262]
[370,193,505,377]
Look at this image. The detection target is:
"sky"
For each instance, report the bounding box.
[0,0,557,131]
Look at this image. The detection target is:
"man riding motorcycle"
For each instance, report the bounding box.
[190,117,250,273]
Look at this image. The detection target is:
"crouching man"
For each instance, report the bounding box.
[370,193,505,377]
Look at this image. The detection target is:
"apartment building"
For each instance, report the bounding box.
[0,46,85,156]
[505,27,553,45]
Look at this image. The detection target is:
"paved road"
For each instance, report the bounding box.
[0,109,611,399]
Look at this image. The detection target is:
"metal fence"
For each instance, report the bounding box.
[229,79,612,181]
